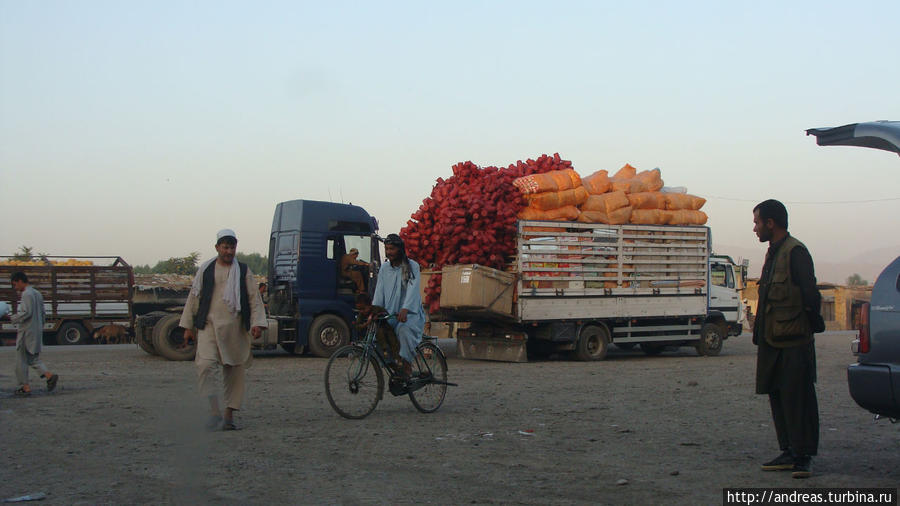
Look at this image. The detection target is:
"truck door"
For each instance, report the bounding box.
[710,262,741,324]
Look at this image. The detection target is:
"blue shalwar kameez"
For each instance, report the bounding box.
[373,260,424,363]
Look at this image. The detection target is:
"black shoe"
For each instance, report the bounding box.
[792,456,812,479]
[46,374,59,392]
[761,450,794,471]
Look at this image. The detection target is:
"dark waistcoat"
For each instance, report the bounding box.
[195,261,250,331]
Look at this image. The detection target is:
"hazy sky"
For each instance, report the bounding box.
[2,1,898,283]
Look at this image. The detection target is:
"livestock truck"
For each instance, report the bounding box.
[428,220,746,362]
[136,199,382,360]
[0,256,134,345]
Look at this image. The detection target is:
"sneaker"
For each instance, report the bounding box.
[792,456,812,479]
[14,387,31,397]
[46,374,59,392]
[761,450,795,471]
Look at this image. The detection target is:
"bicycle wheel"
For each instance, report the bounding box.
[325,345,384,419]
[408,342,448,413]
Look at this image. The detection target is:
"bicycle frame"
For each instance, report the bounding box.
[350,314,442,387]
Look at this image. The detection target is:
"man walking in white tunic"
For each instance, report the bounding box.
[180,229,266,430]
[9,272,58,397]
[372,234,424,378]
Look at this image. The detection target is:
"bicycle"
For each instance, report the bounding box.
[324,313,456,419]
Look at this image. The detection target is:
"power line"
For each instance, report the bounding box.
[705,195,900,205]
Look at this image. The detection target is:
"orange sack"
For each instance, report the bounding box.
[581,170,611,194]
[612,163,637,181]
[526,186,589,210]
[518,205,581,221]
[611,179,649,194]
[663,193,707,210]
[635,169,664,191]
[513,169,582,194]
[626,191,663,209]
[630,209,662,225]
[582,190,629,213]
[661,210,708,225]
[578,206,633,225]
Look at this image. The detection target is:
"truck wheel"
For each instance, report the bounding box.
[151,314,196,361]
[138,332,157,355]
[696,323,724,356]
[56,322,89,345]
[308,315,350,358]
[280,343,306,355]
[640,343,664,356]
[575,325,609,361]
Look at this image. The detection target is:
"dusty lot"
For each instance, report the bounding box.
[1,331,897,505]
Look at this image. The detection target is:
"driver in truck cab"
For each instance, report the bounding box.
[372,234,424,379]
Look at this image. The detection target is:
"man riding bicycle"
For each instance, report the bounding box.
[371,234,424,379]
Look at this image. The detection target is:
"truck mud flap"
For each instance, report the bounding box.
[457,336,527,363]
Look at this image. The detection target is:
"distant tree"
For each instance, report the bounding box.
[846,273,868,287]
[147,252,201,275]
[12,246,34,261]
[237,252,267,276]
[133,264,153,274]
[11,246,49,262]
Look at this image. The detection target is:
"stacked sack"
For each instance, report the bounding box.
[514,163,707,226]
[513,169,586,221]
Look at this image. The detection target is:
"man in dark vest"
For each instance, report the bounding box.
[180,229,267,430]
[753,200,824,479]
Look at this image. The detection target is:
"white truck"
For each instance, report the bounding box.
[430,220,746,362]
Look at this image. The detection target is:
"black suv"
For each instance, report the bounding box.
[807,121,900,419]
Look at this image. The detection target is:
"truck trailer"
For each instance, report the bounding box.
[429,220,745,362]
[0,256,134,346]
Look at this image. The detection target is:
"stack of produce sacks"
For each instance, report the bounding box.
[513,163,707,226]
[401,153,569,313]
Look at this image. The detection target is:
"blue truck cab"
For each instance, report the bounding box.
[267,199,380,357]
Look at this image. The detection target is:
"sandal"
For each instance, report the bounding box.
[222,420,240,431]
[46,374,59,392]
[204,415,223,431]
[14,387,31,397]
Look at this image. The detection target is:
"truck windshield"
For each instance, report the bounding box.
[344,235,373,262]
[711,263,735,288]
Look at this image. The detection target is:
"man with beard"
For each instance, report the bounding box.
[372,234,424,378]
[752,200,824,479]
[180,229,267,430]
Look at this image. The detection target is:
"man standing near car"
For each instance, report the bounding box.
[752,200,824,479]
[180,229,267,431]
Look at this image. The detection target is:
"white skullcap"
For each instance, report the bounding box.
[217,228,238,241]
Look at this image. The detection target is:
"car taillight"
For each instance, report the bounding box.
[858,302,870,354]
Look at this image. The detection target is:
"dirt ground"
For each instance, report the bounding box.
[1,331,897,505]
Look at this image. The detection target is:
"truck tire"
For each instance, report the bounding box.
[56,322,90,345]
[696,322,724,356]
[575,325,609,361]
[280,343,306,355]
[151,314,196,361]
[308,315,350,358]
[640,343,664,356]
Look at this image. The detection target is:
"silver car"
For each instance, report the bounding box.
[807,120,900,419]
